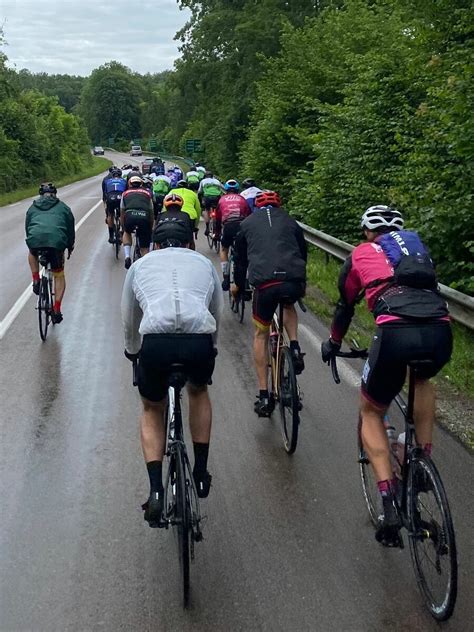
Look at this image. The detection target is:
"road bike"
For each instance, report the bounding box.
[36,251,55,341]
[330,347,458,621]
[227,243,249,323]
[132,361,203,608]
[112,204,122,259]
[206,208,220,253]
[267,299,306,454]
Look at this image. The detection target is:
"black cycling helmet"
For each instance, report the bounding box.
[153,216,192,247]
[204,170,213,178]
[176,179,188,188]
[131,165,140,172]
[111,168,122,177]
[39,182,57,195]
[242,178,256,189]
[108,166,115,173]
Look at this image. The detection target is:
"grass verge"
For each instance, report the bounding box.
[0,157,113,207]
[306,247,474,447]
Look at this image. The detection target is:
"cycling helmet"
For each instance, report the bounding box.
[360,205,404,231]
[254,190,281,208]
[176,179,188,188]
[131,165,140,172]
[242,178,256,189]
[108,166,115,173]
[111,168,122,177]
[128,175,144,188]
[196,166,206,173]
[39,182,57,195]
[204,170,213,178]
[163,193,184,209]
[224,179,240,192]
[153,216,192,247]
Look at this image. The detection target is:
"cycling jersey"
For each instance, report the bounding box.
[172,187,201,224]
[215,193,250,224]
[121,189,154,225]
[121,248,223,354]
[152,175,171,195]
[199,178,223,197]
[240,186,262,213]
[105,177,126,194]
[186,170,200,185]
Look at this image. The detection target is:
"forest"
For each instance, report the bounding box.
[1,0,472,292]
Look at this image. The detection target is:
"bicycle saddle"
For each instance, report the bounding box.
[169,363,187,388]
[408,358,436,371]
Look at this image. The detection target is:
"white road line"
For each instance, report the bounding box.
[299,323,361,388]
[0,199,101,340]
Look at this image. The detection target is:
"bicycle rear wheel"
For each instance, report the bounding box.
[408,454,457,621]
[278,346,299,454]
[175,448,191,608]
[357,415,383,527]
[38,276,50,341]
[237,293,245,323]
[114,215,121,259]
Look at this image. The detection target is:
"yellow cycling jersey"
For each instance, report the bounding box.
[172,188,201,223]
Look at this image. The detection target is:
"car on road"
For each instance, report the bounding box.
[93,146,104,155]
[141,157,164,174]
[130,145,142,156]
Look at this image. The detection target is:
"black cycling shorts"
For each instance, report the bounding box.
[29,247,65,271]
[138,334,215,402]
[106,195,121,216]
[361,321,453,408]
[203,195,220,212]
[221,220,242,249]
[123,210,152,245]
[252,281,305,331]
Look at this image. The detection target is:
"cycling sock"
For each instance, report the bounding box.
[377,479,393,497]
[289,340,300,351]
[124,244,131,258]
[53,301,61,313]
[193,442,209,475]
[32,272,40,282]
[146,460,163,492]
[259,389,269,399]
[221,262,229,276]
[423,443,432,456]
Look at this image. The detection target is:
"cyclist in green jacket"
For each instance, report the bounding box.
[25,183,75,324]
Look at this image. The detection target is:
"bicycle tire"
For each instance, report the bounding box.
[38,276,50,341]
[357,415,383,527]
[114,216,121,259]
[278,346,299,454]
[238,293,245,323]
[176,448,191,608]
[407,454,457,621]
[214,236,220,254]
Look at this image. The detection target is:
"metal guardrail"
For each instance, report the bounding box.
[298,221,474,331]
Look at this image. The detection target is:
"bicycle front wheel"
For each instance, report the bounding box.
[38,277,50,341]
[278,346,300,454]
[407,454,458,621]
[175,449,191,608]
[357,415,383,527]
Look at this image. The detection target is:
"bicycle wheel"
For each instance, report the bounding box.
[407,454,457,621]
[37,276,50,341]
[357,415,383,527]
[175,448,191,608]
[114,216,121,259]
[237,293,245,323]
[278,346,299,454]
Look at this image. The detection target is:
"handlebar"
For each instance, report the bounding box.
[330,346,368,385]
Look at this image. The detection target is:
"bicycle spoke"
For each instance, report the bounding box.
[278,346,299,454]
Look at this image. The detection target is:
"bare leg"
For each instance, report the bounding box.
[254,327,269,390]
[413,377,435,446]
[360,396,392,482]
[283,304,298,340]
[140,398,167,462]
[188,384,212,443]
[53,274,66,304]
[28,252,39,276]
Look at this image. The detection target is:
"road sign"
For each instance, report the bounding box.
[108,138,115,146]
[148,139,158,151]
[185,139,203,154]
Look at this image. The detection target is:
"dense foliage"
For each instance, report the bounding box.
[0,38,92,194]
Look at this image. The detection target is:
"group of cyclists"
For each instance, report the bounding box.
[25,157,452,548]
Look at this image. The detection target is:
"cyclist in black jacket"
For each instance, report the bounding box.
[233,190,307,416]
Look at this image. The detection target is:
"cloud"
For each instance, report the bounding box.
[1,0,190,75]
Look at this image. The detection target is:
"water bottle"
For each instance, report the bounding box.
[269,332,278,358]
[384,415,400,478]
[397,432,406,467]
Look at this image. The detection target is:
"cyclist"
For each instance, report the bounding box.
[172,180,201,244]
[159,193,195,236]
[215,179,250,291]
[25,183,75,324]
[101,166,115,206]
[121,164,133,179]
[121,216,223,525]
[196,165,206,181]
[240,178,262,213]
[321,205,452,547]
[104,167,127,243]
[126,165,142,182]
[120,175,154,269]
[185,169,201,192]
[198,171,224,236]
[150,157,165,176]
[152,173,171,219]
[232,190,307,416]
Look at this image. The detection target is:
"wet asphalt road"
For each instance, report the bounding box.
[0,152,473,631]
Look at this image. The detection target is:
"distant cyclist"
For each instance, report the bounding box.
[25,183,75,324]
[198,171,224,236]
[240,178,262,213]
[104,167,126,243]
[321,205,452,547]
[150,157,165,176]
[152,174,171,218]
[185,169,201,192]
[233,190,307,416]
[120,176,154,269]
[215,179,250,291]
[121,216,223,525]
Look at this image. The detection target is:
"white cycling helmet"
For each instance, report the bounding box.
[360,205,404,231]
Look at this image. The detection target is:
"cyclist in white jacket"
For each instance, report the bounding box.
[121,216,223,526]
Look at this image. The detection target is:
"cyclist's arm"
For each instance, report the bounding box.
[65,206,75,249]
[330,254,361,343]
[209,264,224,345]
[295,223,307,262]
[121,266,143,354]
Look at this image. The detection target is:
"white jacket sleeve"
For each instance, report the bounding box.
[209,265,224,346]
[121,266,143,354]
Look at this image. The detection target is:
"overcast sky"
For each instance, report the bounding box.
[1,0,191,76]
